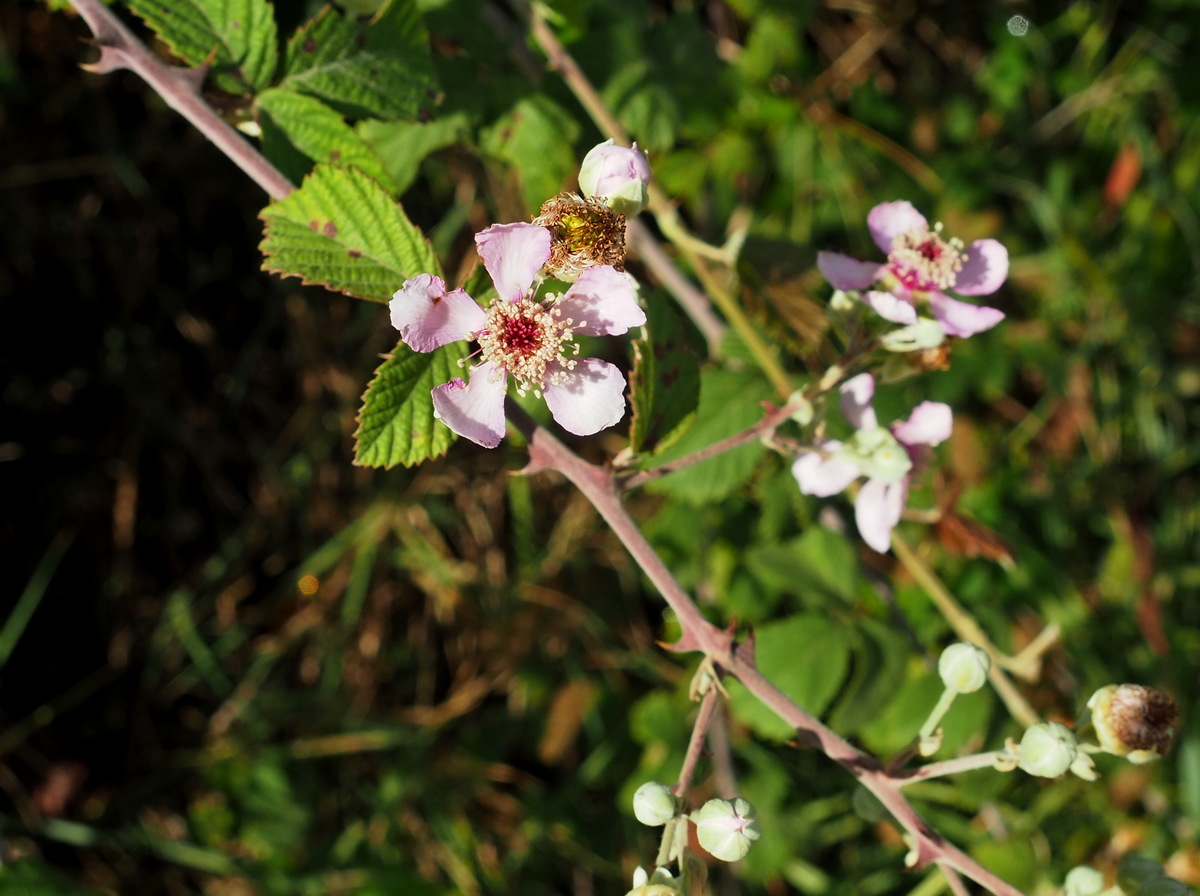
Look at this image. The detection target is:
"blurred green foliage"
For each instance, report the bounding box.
[3,0,1199,894]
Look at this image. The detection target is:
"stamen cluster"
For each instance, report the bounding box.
[475,297,582,397]
[889,223,965,293]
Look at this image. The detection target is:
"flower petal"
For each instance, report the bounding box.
[929,292,1005,338]
[868,201,927,254]
[892,401,952,446]
[861,289,918,324]
[855,477,907,552]
[839,373,878,431]
[557,267,645,336]
[431,361,508,448]
[818,251,886,290]
[475,222,552,303]
[542,358,628,436]
[955,239,1008,295]
[390,274,485,352]
[792,442,861,497]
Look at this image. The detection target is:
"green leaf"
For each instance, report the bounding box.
[125,0,278,94]
[354,341,461,468]
[260,164,438,302]
[629,294,702,454]
[744,528,860,607]
[726,614,851,740]
[479,96,581,213]
[254,88,396,190]
[644,367,772,504]
[359,114,470,195]
[825,618,910,735]
[281,3,438,121]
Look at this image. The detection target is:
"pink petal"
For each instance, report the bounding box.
[868,201,927,254]
[390,274,486,352]
[818,251,885,290]
[792,442,860,497]
[431,361,508,448]
[929,292,1005,338]
[861,290,918,325]
[542,358,627,436]
[954,239,1008,295]
[892,401,952,447]
[855,477,907,552]
[475,222,552,303]
[557,267,645,336]
[839,374,878,431]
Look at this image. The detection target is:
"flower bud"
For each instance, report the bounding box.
[1017,722,1078,778]
[632,781,676,827]
[578,139,651,218]
[1064,865,1105,896]
[625,866,682,896]
[938,642,990,694]
[691,797,761,862]
[1087,684,1177,762]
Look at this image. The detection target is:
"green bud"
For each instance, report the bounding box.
[691,797,761,862]
[625,866,682,896]
[1064,865,1105,896]
[1017,722,1078,777]
[632,782,676,827]
[880,319,946,352]
[938,642,990,694]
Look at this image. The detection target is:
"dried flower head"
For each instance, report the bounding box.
[532,193,626,282]
[1087,684,1178,762]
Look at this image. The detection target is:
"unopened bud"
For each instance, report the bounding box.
[1017,722,1078,778]
[1087,684,1177,762]
[578,139,651,218]
[632,782,676,827]
[691,797,761,862]
[625,866,682,896]
[938,642,990,694]
[1064,865,1105,896]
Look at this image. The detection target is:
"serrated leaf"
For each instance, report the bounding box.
[260,164,437,302]
[125,0,278,94]
[354,341,461,467]
[644,367,772,504]
[255,88,396,190]
[629,294,701,454]
[726,615,851,740]
[281,3,438,121]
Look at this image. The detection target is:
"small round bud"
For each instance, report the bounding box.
[632,782,676,827]
[1087,684,1178,762]
[1017,722,1078,778]
[691,797,761,862]
[938,642,991,694]
[578,139,651,218]
[625,866,682,896]
[1064,865,1106,896]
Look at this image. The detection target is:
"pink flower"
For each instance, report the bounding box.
[792,374,951,552]
[818,201,1008,338]
[389,222,646,448]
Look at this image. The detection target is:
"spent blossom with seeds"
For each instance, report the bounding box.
[389,222,645,448]
[792,373,951,552]
[818,200,1008,338]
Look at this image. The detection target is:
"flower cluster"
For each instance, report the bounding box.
[792,373,951,552]
[389,142,651,448]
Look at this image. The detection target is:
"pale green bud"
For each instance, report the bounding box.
[632,782,676,827]
[1017,722,1078,777]
[578,139,650,218]
[691,797,761,862]
[880,319,946,352]
[938,642,990,694]
[1064,865,1105,896]
[625,866,683,896]
[829,289,858,312]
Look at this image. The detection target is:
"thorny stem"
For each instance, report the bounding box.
[68,0,294,201]
[67,8,1030,893]
[512,406,1026,896]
